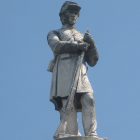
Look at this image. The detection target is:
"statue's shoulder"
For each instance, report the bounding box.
[48,28,70,41]
[47,29,62,41]
[47,29,60,36]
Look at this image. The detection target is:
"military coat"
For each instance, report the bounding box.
[47,26,97,110]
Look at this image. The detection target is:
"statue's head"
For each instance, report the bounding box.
[59,1,81,25]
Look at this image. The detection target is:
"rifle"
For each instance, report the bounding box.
[54,51,85,139]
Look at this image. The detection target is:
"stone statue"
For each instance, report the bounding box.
[47,1,106,140]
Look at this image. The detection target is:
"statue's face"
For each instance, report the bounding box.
[64,9,79,25]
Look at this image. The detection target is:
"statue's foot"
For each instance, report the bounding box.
[54,133,77,139]
[87,134,107,140]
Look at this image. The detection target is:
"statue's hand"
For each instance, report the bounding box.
[83,32,95,45]
[78,42,89,52]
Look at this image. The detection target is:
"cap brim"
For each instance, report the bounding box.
[67,4,81,12]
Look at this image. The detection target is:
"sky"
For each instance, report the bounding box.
[0,0,140,140]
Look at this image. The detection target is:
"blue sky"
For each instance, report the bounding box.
[0,0,140,140]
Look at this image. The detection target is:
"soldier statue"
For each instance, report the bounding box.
[47,1,104,140]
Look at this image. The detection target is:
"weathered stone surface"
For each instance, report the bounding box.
[56,136,107,140]
[48,1,107,139]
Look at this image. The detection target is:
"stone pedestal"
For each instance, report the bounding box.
[56,136,107,140]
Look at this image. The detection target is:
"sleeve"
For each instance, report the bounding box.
[84,34,99,67]
[47,31,80,54]
[85,45,99,67]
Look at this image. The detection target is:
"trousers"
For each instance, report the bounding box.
[55,92,97,138]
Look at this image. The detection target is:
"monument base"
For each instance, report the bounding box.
[56,136,107,140]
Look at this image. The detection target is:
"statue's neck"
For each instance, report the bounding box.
[62,24,76,29]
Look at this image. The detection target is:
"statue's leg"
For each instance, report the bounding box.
[58,99,79,137]
[81,92,97,136]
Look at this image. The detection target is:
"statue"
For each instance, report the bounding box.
[47,1,106,140]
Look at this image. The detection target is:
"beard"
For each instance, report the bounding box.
[60,14,78,26]
[65,16,78,25]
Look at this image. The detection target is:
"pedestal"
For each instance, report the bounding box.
[56,136,107,140]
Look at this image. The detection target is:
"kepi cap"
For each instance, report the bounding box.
[59,1,81,16]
